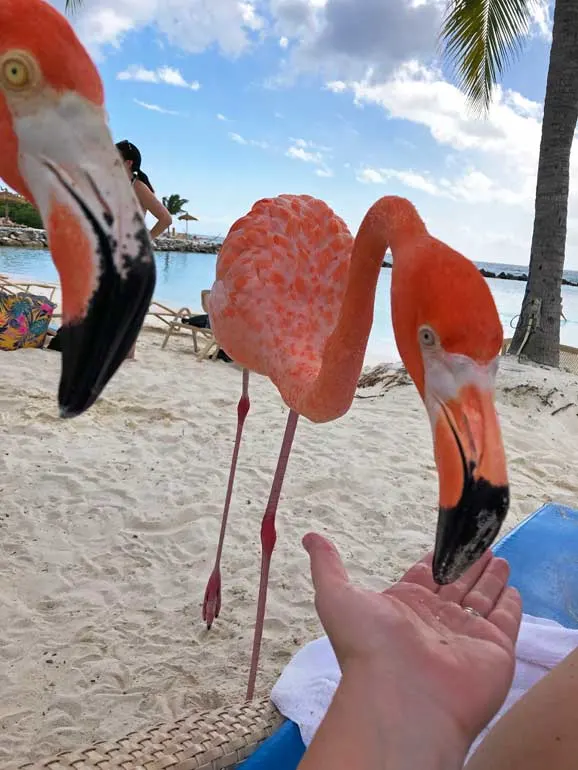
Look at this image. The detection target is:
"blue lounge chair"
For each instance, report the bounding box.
[238,502,578,769]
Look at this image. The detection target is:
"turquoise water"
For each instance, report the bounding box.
[1,246,578,364]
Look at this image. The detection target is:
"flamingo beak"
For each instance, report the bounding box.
[423,352,509,584]
[13,93,156,417]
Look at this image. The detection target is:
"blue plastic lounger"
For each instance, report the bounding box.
[238,502,578,769]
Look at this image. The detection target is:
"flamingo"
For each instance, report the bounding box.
[202,194,509,699]
[0,0,156,416]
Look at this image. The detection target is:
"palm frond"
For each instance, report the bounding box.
[64,0,83,14]
[440,0,535,114]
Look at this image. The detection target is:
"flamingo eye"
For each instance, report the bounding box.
[0,52,38,91]
[418,325,438,348]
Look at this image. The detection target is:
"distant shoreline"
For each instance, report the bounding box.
[1,226,576,286]
[380,260,578,287]
[0,225,219,255]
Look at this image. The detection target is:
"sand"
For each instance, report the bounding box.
[0,322,577,766]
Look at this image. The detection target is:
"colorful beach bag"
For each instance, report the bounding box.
[0,291,56,351]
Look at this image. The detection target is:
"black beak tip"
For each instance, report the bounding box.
[432,482,510,585]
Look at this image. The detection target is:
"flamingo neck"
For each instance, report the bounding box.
[299,197,427,422]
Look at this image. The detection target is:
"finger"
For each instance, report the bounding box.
[437,550,492,604]
[397,551,440,594]
[461,557,511,618]
[487,586,523,642]
[302,532,350,595]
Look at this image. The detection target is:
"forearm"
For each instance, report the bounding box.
[149,220,170,239]
[298,662,469,770]
[466,647,578,770]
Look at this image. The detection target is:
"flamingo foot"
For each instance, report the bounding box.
[202,568,222,630]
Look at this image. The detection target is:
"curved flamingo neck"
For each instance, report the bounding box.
[298,197,427,422]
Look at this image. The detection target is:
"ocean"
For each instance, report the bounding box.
[1,246,577,364]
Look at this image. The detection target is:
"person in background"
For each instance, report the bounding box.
[116,140,172,359]
[116,140,172,239]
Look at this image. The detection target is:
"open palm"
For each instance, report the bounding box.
[304,534,522,745]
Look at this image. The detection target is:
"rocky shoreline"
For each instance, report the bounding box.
[0,225,219,254]
[1,226,576,287]
[381,260,578,287]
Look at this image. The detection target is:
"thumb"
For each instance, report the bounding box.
[303,532,350,596]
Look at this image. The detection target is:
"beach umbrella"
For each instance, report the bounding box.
[178,212,199,236]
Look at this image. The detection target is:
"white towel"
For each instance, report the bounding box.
[271,614,578,759]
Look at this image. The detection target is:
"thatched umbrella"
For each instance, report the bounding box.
[178,212,199,236]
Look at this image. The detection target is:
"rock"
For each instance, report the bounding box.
[0,225,219,254]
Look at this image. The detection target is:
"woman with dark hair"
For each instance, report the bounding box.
[116,140,172,360]
[116,140,172,239]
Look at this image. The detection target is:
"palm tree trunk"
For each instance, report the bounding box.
[509,0,578,366]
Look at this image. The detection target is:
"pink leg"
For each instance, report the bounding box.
[246,409,299,701]
[203,368,250,629]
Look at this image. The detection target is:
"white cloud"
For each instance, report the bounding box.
[53,0,265,58]
[118,65,200,89]
[332,60,578,265]
[217,113,228,121]
[286,145,322,163]
[337,61,557,207]
[315,168,334,177]
[133,98,182,115]
[279,35,289,48]
[228,132,269,149]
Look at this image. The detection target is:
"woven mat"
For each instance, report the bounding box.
[17,697,283,770]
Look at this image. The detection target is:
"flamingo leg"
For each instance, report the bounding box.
[246,408,299,701]
[203,368,251,629]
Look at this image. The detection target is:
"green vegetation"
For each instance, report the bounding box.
[2,199,43,229]
[162,194,189,216]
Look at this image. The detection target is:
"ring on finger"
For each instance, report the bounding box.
[462,605,483,618]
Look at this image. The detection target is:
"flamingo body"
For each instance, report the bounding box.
[209,195,356,421]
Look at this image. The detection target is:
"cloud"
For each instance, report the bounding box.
[286,137,333,177]
[334,61,557,207]
[286,145,323,163]
[133,99,182,115]
[228,132,269,149]
[217,113,228,121]
[356,165,522,204]
[117,65,200,89]
[329,58,577,266]
[279,35,289,48]
[52,0,265,58]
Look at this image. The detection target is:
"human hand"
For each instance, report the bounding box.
[303,533,522,745]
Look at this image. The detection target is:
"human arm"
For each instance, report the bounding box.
[133,180,172,239]
[466,645,578,770]
[297,534,522,770]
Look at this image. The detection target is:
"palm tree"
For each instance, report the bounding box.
[162,194,189,216]
[441,0,578,366]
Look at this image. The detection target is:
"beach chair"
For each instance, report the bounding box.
[16,502,578,769]
[159,290,221,360]
[0,276,58,302]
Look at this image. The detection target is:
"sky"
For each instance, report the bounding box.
[46,0,578,268]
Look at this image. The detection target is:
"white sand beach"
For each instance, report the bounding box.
[1,321,578,766]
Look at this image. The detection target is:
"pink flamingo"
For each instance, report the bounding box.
[203,194,509,699]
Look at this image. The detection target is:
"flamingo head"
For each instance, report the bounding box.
[0,0,156,417]
[392,235,509,585]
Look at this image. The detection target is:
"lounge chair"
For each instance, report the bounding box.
[159,290,221,360]
[0,276,58,303]
[16,502,578,769]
